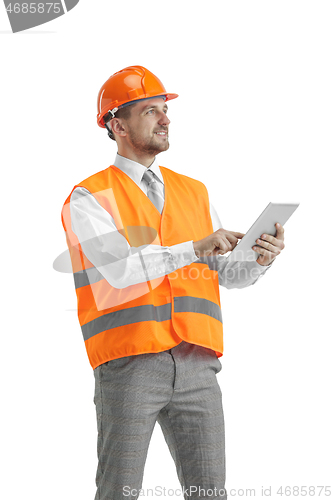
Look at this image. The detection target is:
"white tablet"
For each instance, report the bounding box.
[226,202,300,262]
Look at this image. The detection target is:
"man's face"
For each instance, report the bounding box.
[122,97,171,156]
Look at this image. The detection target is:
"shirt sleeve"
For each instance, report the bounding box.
[70,187,198,289]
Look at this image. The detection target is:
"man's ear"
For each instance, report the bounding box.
[111,118,127,138]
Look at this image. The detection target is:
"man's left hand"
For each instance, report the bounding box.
[252,223,285,266]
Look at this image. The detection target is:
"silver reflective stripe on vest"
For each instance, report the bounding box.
[74,257,219,289]
[81,303,171,341]
[174,296,222,323]
[81,296,222,341]
[73,267,104,289]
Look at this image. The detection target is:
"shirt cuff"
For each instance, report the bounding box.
[243,257,274,285]
[169,240,199,268]
[252,258,275,271]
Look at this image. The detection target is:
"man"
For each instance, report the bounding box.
[61,66,285,500]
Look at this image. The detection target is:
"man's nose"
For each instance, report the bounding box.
[158,113,171,126]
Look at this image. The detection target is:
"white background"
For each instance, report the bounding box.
[1,1,332,499]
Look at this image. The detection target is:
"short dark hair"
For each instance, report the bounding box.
[103,105,133,141]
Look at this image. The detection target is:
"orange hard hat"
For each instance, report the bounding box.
[97,65,178,128]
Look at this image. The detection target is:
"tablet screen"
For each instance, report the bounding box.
[227,202,299,261]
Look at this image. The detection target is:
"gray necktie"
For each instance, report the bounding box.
[142,169,164,214]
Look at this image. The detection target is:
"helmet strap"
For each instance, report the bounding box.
[104,121,114,139]
[108,107,118,118]
[103,107,119,139]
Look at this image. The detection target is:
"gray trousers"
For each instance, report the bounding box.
[93,341,227,500]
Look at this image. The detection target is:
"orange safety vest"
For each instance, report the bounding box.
[61,165,223,370]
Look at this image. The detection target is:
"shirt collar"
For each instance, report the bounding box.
[113,153,164,185]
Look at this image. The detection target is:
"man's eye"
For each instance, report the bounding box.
[147,109,154,114]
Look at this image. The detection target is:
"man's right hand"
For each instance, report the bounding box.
[193,229,245,258]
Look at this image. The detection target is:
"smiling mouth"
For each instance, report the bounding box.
[155,131,168,137]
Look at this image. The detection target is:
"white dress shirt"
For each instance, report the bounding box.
[70,154,272,289]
